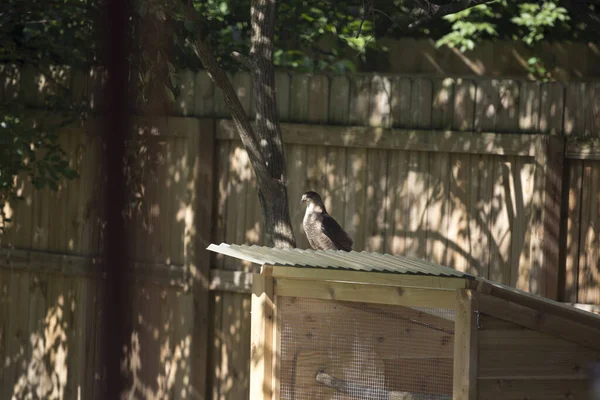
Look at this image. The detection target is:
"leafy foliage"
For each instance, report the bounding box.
[0,113,78,231]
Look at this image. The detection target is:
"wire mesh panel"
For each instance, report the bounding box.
[279,297,454,400]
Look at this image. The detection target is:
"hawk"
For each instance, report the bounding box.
[301,191,353,251]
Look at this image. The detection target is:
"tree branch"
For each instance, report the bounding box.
[182,4,272,192]
[231,51,256,70]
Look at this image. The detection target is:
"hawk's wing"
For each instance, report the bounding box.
[321,213,353,251]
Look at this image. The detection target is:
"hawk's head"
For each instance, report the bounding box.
[301,190,323,205]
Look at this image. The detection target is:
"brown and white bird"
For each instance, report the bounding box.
[301,191,353,251]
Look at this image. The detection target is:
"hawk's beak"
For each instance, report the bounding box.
[301,194,307,203]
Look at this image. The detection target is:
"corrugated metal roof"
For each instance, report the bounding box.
[207,243,474,279]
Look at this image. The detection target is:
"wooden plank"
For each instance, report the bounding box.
[478,278,600,331]
[511,159,535,291]
[364,149,388,252]
[496,80,520,133]
[530,136,565,299]
[452,79,476,132]
[387,149,410,256]
[562,160,583,302]
[325,147,348,244]
[405,151,429,260]
[349,75,371,126]
[194,70,214,117]
[446,154,470,271]
[289,73,309,121]
[539,82,565,135]
[488,157,512,285]
[274,71,290,121]
[578,161,600,304]
[270,266,470,289]
[286,144,308,249]
[390,76,411,128]
[426,152,450,265]
[432,78,455,130]
[477,379,591,400]
[216,119,542,156]
[250,268,275,400]
[477,290,600,351]
[369,75,391,127]
[328,75,350,125]
[478,328,600,379]
[173,69,195,116]
[308,74,329,123]
[563,82,586,137]
[585,82,600,138]
[410,78,432,128]
[276,279,457,308]
[453,289,478,400]
[567,137,600,160]
[344,147,367,251]
[518,81,541,133]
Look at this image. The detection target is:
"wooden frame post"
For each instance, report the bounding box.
[532,135,565,300]
[250,266,276,400]
[453,289,479,400]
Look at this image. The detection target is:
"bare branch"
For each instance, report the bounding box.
[182,4,272,191]
[231,51,256,70]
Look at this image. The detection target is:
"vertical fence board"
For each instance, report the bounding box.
[369,75,391,127]
[539,82,565,135]
[426,152,450,265]
[564,160,583,302]
[275,71,290,121]
[286,144,309,249]
[329,76,350,125]
[349,76,371,126]
[578,162,600,304]
[290,74,309,121]
[446,154,470,272]
[387,150,409,256]
[390,76,411,128]
[308,75,329,124]
[194,70,214,117]
[344,148,367,252]
[174,69,195,116]
[364,149,388,252]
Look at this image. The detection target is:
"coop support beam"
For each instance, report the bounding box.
[275,279,457,308]
[453,289,479,400]
[250,266,276,400]
[269,265,471,290]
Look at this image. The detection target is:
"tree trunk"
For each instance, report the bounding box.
[249,0,296,248]
[185,0,296,248]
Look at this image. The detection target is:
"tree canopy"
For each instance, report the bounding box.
[2,0,599,237]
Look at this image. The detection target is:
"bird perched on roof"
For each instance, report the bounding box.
[301,191,353,252]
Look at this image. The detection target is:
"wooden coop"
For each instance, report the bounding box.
[208,244,600,400]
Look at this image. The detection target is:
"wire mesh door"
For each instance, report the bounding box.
[279,297,454,400]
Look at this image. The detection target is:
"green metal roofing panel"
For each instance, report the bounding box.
[207,243,475,279]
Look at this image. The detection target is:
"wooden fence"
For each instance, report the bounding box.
[1,66,600,399]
